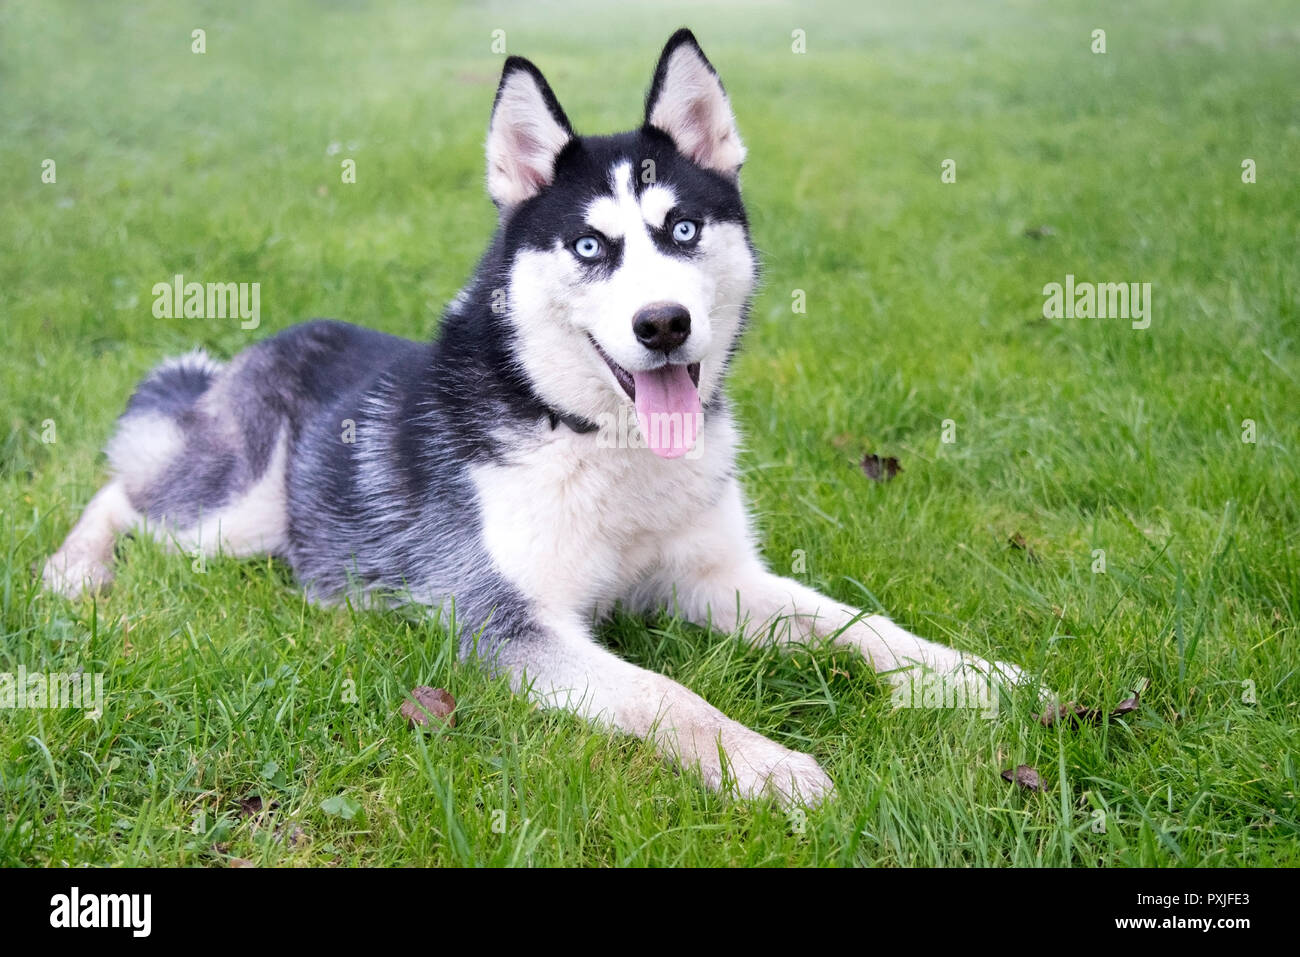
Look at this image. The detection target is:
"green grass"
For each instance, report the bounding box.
[2,0,1298,866]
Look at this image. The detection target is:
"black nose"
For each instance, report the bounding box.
[632,302,691,353]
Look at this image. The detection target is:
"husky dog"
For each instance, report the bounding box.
[43,30,1030,805]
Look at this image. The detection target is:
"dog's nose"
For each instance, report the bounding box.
[633,302,691,353]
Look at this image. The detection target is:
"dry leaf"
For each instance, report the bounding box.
[1110,696,1138,716]
[1040,681,1145,727]
[401,686,457,728]
[236,795,281,835]
[1008,532,1040,563]
[1109,681,1145,719]
[1039,702,1100,728]
[237,795,277,818]
[1001,764,1047,792]
[861,454,902,483]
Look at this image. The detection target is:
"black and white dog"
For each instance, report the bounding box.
[44,30,1029,805]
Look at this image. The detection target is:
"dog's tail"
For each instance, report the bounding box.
[122,349,223,418]
[105,349,225,500]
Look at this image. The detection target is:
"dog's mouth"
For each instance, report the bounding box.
[588,336,702,459]
[587,336,701,400]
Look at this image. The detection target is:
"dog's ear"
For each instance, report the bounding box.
[486,57,575,209]
[643,29,745,179]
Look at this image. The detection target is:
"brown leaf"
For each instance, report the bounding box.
[1008,532,1040,563]
[237,795,269,818]
[236,795,280,830]
[1110,696,1139,717]
[1040,682,1145,728]
[401,686,457,728]
[1109,682,1144,719]
[861,454,902,483]
[1039,702,1101,728]
[1001,764,1047,792]
[229,858,255,868]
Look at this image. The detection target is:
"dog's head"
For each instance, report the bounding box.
[485,29,755,458]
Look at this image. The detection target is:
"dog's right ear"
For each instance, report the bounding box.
[486,57,575,210]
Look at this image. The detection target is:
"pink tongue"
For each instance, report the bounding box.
[633,365,702,458]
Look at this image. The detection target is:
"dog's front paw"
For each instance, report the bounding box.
[41,552,113,600]
[724,735,834,808]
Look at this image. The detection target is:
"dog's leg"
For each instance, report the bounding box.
[42,479,139,599]
[650,482,1032,693]
[682,566,1026,688]
[498,614,833,806]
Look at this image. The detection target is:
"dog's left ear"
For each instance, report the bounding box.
[486,57,576,210]
[644,29,745,179]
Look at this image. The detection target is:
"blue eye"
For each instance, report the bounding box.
[671,220,699,244]
[574,236,604,259]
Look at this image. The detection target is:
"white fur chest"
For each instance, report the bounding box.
[470,412,739,618]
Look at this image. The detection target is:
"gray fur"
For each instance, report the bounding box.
[106,320,537,660]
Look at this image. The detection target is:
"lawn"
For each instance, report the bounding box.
[1,0,1297,866]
